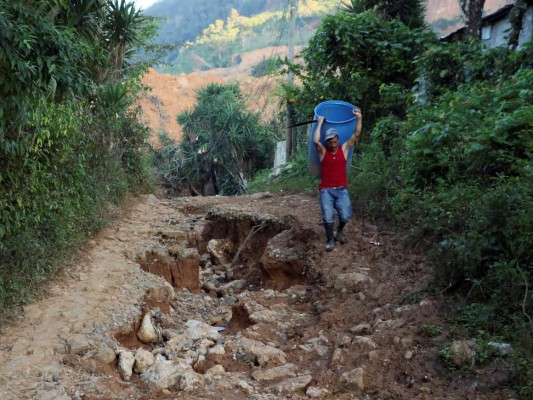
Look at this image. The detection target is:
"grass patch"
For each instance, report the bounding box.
[247,151,318,195]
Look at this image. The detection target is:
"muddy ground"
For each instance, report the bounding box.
[0,191,517,399]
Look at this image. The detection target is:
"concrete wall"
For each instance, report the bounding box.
[481,6,533,49]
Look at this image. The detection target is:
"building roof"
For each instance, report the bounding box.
[440,3,514,42]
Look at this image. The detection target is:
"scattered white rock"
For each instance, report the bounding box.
[117,350,135,381]
[144,283,175,303]
[331,348,344,364]
[307,386,332,398]
[137,313,161,344]
[339,367,365,391]
[250,309,278,323]
[141,359,202,391]
[252,363,298,382]
[207,239,233,265]
[205,364,225,376]
[237,379,255,395]
[268,374,312,395]
[334,272,372,291]
[353,336,377,350]
[208,344,226,355]
[488,341,512,356]
[350,323,372,335]
[91,346,116,364]
[237,337,287,367]
[66,334,92,355]
[134,348,155,373]
[374,318,406,330]
[449,340,475,367]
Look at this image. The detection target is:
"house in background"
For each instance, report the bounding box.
[442,1,533,48]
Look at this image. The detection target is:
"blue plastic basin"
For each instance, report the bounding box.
[308,100,358,178]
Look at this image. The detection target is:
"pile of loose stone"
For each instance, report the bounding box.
[105,281,334,398]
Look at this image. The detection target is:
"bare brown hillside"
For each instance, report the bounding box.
[138,46,300,146]
[138,69,224,144]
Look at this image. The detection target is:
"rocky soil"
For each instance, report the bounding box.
[0,192,516,400]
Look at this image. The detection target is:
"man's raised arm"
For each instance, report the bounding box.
[343,108,362,152]
[313,116,326,158]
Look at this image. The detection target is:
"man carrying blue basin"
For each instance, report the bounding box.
[313,108,362,251]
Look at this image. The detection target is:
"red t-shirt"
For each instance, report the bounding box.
[318,149,347,190]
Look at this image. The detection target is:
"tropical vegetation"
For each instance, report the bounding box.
[249,0,532,395]
[0,0,157,322]
[152,83,274,195]
[1,0,531,396]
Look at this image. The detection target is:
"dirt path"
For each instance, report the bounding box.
[0,192,511,399]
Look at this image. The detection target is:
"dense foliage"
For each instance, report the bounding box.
[249,3,532,395]
[0,0,156,322]
[343,0,426,29]
[152,83,274,195]
[146,0,275,47]
[287,10,433,146]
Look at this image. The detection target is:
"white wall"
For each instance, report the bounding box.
[481,6,533,49]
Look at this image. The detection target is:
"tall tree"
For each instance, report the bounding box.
[293,11,431,129]
[458,0,486,40]
[176,83,274,195]
[508,0,528,50]
[105,0,146,81]
[343,0,426,29]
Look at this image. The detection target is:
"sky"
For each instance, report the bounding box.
[132,0,159,10]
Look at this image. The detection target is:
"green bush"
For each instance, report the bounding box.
[0,0,158,326]
[385,64,532,351]
[291,10,433,131]
[251,56,282,77]
[166,82,275,195]
[0,97,153,319]
[247,150,317,194]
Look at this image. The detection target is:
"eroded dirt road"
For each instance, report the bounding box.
[0,193,510,399]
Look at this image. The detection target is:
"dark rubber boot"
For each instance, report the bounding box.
[335,221,347,244]
[324,223,335,251]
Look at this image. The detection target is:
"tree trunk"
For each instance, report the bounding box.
[508,0,527,50]
[458,0,486,40]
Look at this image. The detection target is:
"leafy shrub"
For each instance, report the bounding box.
[0,99,146,320]
[388,65,532,343]
[251,56,282,77]
[415,40,533,100]
[284,9,434,163]
[153,83,275,195]
[0,0,156,324]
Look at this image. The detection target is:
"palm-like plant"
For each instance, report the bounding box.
[176,83,274,195]
[61,0,106,41]
[104,0,146,81]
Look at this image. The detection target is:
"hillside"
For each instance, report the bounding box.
[139,0,512,145]
[139,45,301,144]
[139,70,224,144]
